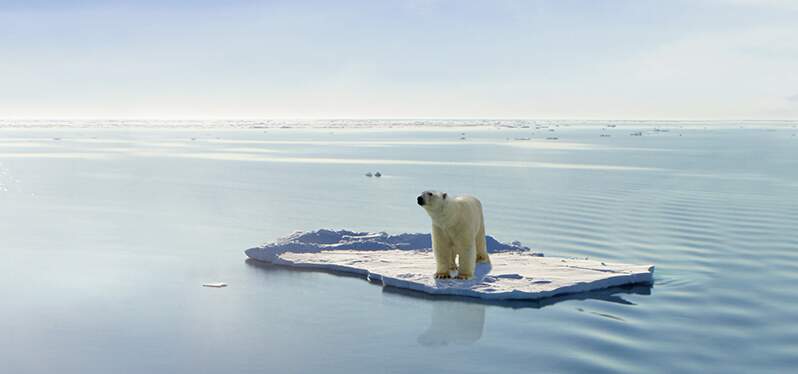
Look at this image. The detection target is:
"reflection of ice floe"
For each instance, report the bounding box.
[245,230,654,300]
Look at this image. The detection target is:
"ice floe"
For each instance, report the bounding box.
[245,230,654,300]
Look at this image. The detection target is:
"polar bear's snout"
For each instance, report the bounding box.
[417,191,442,208]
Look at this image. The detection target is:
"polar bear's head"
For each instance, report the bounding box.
[417,190,448,210]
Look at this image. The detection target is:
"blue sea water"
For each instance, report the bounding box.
[1,121,796,373]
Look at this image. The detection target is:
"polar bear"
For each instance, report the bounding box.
[417,191,490,279]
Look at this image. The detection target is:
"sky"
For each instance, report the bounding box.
[0,0,796,119]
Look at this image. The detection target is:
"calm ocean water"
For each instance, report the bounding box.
[1,122,796,373]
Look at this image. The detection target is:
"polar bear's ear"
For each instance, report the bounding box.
[442,193,447,199]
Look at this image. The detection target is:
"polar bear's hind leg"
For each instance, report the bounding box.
[475,220,490,264]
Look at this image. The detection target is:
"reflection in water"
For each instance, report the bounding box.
[417,301,485,347]
[247,258,653,311]
[382,282,651,309]
[245,259,653,347]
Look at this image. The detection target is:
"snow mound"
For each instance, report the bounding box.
[252,229,533,254]
[245,230,654,300]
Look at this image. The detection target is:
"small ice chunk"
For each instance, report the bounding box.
[202,282,227,288]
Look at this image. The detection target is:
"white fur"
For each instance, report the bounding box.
[418,191,490,279]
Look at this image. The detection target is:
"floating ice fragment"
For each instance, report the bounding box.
[202,282,227,288]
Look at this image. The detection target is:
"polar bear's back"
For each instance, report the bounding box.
[454,194,483,212]
[451,195,484,227]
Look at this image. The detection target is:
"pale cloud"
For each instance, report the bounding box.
[588,26,798,118]
[712,0,798,10]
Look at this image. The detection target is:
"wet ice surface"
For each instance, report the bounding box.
[245,230,653,299]
[1,122,797,373]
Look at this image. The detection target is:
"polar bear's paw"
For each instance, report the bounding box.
[434,272,452,279]
[455,273,473,280]
[476,255,490,264]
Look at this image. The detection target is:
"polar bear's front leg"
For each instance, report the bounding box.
[455,241,477,280]
[432,225,454,279]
